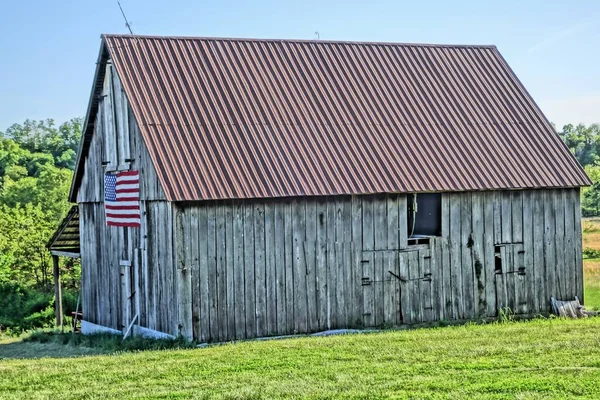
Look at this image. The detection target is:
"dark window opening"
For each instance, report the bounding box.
[494,245,502,274]
[407,193,442,239]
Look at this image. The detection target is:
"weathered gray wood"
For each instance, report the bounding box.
[387,195,399,250]
[511,191,523,243]
[532,190,546,311]
[304,199,318,332]
[522,190,535,313]
[292,200,308,333]
[471,193,486,317]
[274,202,287,335]
[207,206,219,340]
[374,195,387,250]
[483,192,496,317]
[373,251,384,325]
[79,188,584,343]
[440,193,452,319]
[501,192,512,244]
[544,190,557,301]
[225,203,236,339]
[362,250,375,326]
[254,203,267,337]
[284,201,295,332]
[554,190,566,300]
[326,201,338,328]
[233,202,246,339]
[572,189,584,301]
[243,204,256,338]
[563,191,575,299]
[449,193,463,319]
[189,207,200,341]
[316,199,328,330]
[52,255,63,328]
[398,251,410,324]
[398,195,408,249]
[264,201,277,336]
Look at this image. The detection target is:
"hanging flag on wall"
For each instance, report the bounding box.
[104,171,141,227]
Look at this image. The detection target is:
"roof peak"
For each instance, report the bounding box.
[100,33,497,49]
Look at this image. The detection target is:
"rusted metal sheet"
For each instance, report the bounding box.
[72,35,591,202]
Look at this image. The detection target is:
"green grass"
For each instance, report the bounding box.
[1,318,600,399]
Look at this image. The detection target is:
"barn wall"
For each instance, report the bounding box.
[78,59,174,334]
[176,188,583,342]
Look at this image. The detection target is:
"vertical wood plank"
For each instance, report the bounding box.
[532,191,546,312]
[316,198,328,331]
[398,195,408,250]
[225,203,236,340]
[233,201,246,340]
[441,193,452,319]
[305,199,318,332]
[284,201,295,332]
[511,191,523,243]
[449,193,463,319]
[326,201,337,328]
[293,200,308,333]
[387,194,399,250]
[207,205,218,341]
[544,190,557,303]
[243,203,256,338]
[351,196,363,328]
[274,202,287,335]
[254,203,267,337]
[264,201,277,336]
[189,207,201,341]
[216,205,228,341]
[522,191,535,313]
[573,188,584,301]
[471,193,486,318]
[501,192,512,244]
[483,192,496,317]
[398,252,410,324]
[554,190,566,300]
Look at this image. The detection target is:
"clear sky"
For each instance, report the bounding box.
[0,0,598,132]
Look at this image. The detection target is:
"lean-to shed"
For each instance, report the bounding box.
[69,34,591,341]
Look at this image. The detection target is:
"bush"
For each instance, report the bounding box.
[583,248,600,259]
[0,282,54,333]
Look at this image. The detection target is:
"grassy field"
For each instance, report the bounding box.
[583,218,600,310]
[1,318,600,399]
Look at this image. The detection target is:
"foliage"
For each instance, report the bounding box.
[1,318,600,398]
[558,123,600,217]
[583,247,600,259]
[0,118,81,333]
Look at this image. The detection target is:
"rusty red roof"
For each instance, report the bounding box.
[70,34,590,202]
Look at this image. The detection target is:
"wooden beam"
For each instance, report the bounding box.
[50,250,81,258]
[52,255,63,328]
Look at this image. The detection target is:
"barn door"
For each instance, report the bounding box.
[361,250,400,328]
[494,243,529,315]
[397,248,434,325]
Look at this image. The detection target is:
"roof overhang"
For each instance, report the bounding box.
[47,205,80,258]
[68,38,110,203]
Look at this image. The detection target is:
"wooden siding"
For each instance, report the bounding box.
[80,200,178,335]
[77,59,166,204]
[175,188,582,342]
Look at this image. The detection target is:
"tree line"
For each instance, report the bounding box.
[0,119,598,333]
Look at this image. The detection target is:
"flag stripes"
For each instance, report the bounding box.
[104,171,141,227]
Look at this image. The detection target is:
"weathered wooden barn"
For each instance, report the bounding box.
[67,34,591,341]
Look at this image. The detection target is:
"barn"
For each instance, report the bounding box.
[66,34,591,341]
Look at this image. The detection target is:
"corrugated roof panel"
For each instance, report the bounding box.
[76,35,589,201]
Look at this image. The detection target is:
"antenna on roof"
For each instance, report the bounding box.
[117,0,135,35]
[315,31,320,40]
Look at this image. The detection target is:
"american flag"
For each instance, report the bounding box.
[104,171,141,227]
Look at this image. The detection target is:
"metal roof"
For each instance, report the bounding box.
[47,205,80,255]
[71,34,590,202]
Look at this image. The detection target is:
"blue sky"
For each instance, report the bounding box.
[0,0,598,132]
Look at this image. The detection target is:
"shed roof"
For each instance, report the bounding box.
[47,205,80,256]
[70,34,590,202]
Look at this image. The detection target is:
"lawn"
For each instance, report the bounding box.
[583,218,600,310]
[1,318,600,399]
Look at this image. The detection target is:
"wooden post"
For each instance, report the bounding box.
[52,255,63,328]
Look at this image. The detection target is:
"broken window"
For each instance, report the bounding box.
[407,193,442,244]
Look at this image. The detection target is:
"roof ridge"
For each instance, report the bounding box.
[101,33,497,49]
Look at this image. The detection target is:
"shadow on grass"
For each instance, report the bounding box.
[0,331,195,360]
